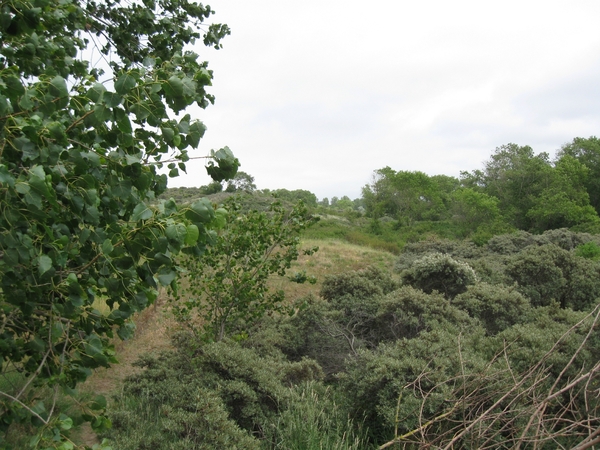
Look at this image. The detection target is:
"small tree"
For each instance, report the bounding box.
[225,170,257,193]
[175,199,318,341]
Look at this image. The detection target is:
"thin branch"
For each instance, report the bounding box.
[0,391,48,425]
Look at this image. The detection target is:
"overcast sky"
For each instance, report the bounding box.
[168,0,600,200]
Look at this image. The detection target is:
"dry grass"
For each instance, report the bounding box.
[270,238,398,298]
[75,292,177,446]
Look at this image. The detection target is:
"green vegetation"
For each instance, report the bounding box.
[0,0,237,447]
[173,198,318,342]
[106,230,600,448]
[2,0,600,448]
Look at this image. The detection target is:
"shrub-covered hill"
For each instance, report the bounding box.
[105,229,600,449]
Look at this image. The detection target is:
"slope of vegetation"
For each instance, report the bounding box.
[103,225,600,449]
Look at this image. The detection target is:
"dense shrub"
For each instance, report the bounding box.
[506,244,600,309]
[374,286,477,341]
[575,241,600,260]
[106,335,324,447]
[485,230,538,254]
[453,282,532,335]
[320,267,392,303]
[400,252,478,299]
[340,304,600,448]
[339,328,489,444]
[534,228,596,250]
[395,238,482,272]
[267,295,357,378]
[467,254,512,285]
[109,384,259,449]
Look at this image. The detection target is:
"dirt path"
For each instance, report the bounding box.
[75,295,176,447]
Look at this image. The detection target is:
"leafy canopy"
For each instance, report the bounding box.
[0,0,237,446]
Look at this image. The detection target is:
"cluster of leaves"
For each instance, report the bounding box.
[173,198,319,342]
[0,0,238,446]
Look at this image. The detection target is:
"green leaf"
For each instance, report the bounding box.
[103,91,122,108]
[181,77,196,96]
[90,395,107,411]
[0,165,15,187]
[51,322,65,343]
[94,104,112,122]
[85,206,100,224]
[214,207,228,229]
[132,203,153,221]
[4,74,25,97]
[84,335,103,357]
[87,82,106,103]
[102,239,113,255]
[185,224,199,245]
[14,136,37,161]
[0,94,10,116]
[125,154,141,165]
[161,127,175,144]
[166,223,187,243]
[115,73,137,94]
[164,76,184,97]
[115,107,132,133]
[30,165,45,179]
[49,75,68,98]
[130,101,151,121]
[187,121,206,148]
[185,198,214,224]
[18,90,35,110]
[157,269,176,286]
[59,415,74,431]
[15,181,31,194]
[38,254,53,275]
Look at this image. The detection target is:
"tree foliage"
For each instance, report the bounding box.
[174,199,318,342]
[557,136,600,215]
[362,167,452,224]
[225,170,256,193]
[0,0,237,445]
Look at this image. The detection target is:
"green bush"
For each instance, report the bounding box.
[485,230,538,254]
[273,295,377,377]
[453,282,532,335]
[339,328,489,445]
[109,385,259,450]
[506,243,600,309]
[106,335,325,448]
[374,286,477,341]
[400,253,478,299]
[340,304,600,448]
[394,238,482,272]
[575,241,600,260]
[321,266,399,301]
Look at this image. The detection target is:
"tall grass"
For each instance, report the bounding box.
[269,382,373,450]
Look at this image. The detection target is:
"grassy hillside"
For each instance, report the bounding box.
[71,237,396,447]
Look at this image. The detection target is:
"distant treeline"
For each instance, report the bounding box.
[163,136,600,241]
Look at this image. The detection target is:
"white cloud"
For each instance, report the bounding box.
[169,0,600,200]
